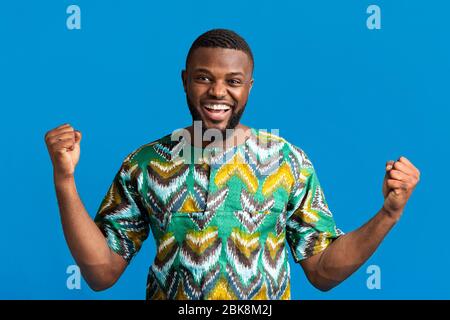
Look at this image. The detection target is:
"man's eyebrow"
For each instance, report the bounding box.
[192,68,212,74]
[227,72,245,77]
[192,68,245,77]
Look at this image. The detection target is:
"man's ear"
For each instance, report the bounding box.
[249,78,254,93]
[181,70,187,92]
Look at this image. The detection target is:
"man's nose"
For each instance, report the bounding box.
[208,81,227,98]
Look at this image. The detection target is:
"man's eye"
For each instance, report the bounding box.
[228,79,243,86]
[195,76,211,82]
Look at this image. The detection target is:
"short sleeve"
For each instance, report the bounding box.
[94,158,150,263]
[285,145,344,263]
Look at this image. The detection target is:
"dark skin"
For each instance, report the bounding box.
[183,48,421,291]
[182,47,254,147]
[45,46,420,292]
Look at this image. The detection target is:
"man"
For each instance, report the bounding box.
[45,29,420,300]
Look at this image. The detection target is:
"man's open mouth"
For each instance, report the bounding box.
[202,103,232,121]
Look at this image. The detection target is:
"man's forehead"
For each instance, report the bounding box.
[188,47,252,73]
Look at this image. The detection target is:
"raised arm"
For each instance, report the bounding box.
[300,157,420,291]
[45,123,127,291]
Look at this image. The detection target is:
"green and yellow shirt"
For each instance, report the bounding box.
[94,128,343,300]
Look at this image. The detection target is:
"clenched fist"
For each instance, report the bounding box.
[382,156,420,221]
[45,123,82,180]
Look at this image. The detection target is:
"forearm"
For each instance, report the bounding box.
[314,207,398,290]
[54,174,118,288]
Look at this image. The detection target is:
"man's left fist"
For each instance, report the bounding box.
[382,156,420,221]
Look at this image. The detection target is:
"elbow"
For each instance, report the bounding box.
[308,272,339,292]
[86,276,115,292]
[313,282,335,292]
[81,265,120,292]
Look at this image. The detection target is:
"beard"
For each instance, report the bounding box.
[186,95,246,139]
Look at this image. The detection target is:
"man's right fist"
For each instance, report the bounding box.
[45,123,82,180]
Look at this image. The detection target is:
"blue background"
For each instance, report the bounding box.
[1,0,449,299]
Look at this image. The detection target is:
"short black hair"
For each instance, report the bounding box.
[185,28,254,71]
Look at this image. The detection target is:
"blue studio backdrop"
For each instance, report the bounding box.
[1,0,449,299]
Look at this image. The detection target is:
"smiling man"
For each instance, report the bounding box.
[183,38,253,141]
[45,29,420,300]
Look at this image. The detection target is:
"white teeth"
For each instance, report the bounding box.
[204,104,231,111]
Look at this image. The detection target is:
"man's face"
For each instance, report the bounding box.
[182,47,254,135]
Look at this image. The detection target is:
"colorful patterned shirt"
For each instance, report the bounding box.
[94,128,343,300]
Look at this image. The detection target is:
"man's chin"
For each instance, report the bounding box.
[203,124,229,137]
[190,120,230,139]
[204,122,226,131]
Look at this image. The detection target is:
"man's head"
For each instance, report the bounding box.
[182,29,254,136]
